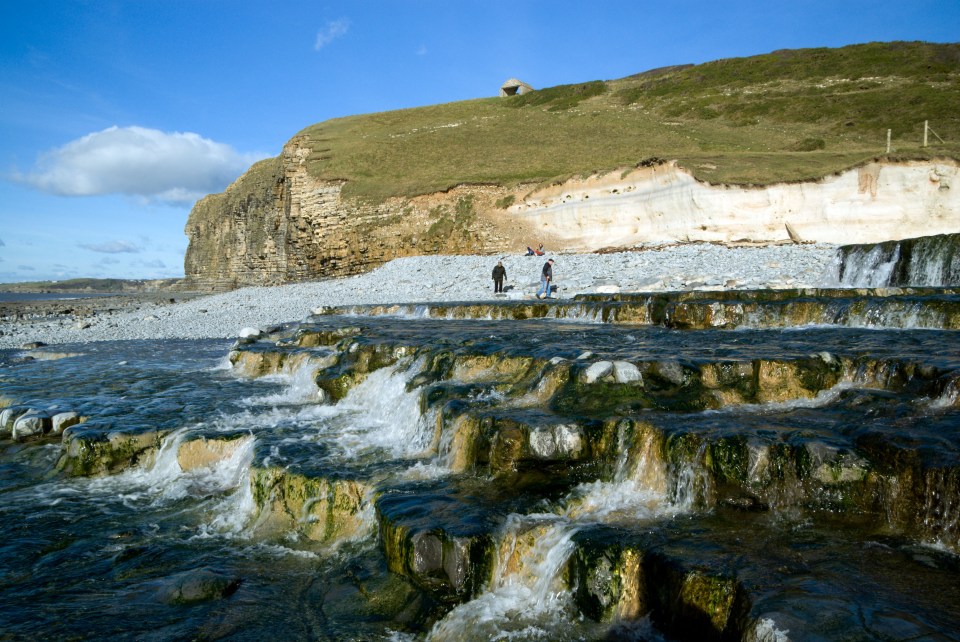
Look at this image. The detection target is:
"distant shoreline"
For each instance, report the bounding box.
[0,291,125,304]
[0,277,185,295]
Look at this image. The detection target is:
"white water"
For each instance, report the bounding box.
[244,358,326,405]
[749,618,792,642]
[926,377,960,410]
[68,427,260,538]
[427,515,580,642]
[427,419,697,639]
[836,235,959,288]
[321,358,433,459]
[84,429,255,507]
[836,245,901,287]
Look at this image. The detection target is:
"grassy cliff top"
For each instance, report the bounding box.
[294,41,960,203]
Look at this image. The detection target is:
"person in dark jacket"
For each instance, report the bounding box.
[492,261,507,293]
[536,259,554,299]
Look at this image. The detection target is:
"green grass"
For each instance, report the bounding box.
[289,41,959,204]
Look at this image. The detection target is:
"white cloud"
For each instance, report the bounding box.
[134,259,167,269]
[16,126,266,204]
[315,18,350,50]
[79,240,142,253]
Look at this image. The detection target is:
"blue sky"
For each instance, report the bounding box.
[1,1,957,283]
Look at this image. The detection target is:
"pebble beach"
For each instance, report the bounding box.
[0,243,840,349]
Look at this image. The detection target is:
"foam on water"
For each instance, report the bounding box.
[427,514,579,642]
[319,357,433,459]
[86,429,257,511]
[243,358,326,405]
[750,618,792,642]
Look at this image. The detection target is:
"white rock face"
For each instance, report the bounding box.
[511,160,959,248]
[13,412,50,442]
[582,361,614,384]
[612,361,642,384]
[1,407,28,436]
[51,411,81,435]
[529,424,583,459]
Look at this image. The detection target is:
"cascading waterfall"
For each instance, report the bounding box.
[427,420,700,640]
[834,243,902,287]
[195,438,259,537]
[426,515,581,642]
[566,420,670,522]
[244,357,327,405]
[4,288,960,640]
[836,232,960,287]
[328,357,433,459]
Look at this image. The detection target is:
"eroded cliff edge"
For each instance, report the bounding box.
[184,135,529,290]
[184,135,958,290]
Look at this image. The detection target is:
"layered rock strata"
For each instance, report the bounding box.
[184,143,959,289]
[7,286,960,639]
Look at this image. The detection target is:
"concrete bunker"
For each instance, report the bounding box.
[499,78,535,97]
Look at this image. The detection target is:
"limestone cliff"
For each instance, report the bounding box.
[511,159,959,248]
[184,138,958,290]
[184,135,530,290]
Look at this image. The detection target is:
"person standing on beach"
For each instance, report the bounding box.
[492,261,507,293]
[536,259,554,299]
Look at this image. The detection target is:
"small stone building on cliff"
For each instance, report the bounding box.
[499,78,534,97]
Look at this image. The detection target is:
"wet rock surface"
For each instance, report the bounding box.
[2,265,960,639]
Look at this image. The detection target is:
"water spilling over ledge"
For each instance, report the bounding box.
[2,285,960,640]
[316,286,960,331]
[837,232,960,288]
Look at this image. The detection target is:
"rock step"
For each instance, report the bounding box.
[310,288,960,330]
[571,510,960,640]
[377,471,585,602]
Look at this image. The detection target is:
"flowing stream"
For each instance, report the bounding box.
[2,275,960,640]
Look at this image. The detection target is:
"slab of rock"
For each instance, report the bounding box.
[582,361,613,384]
[51,411,81,435]
[612,361,642,384]
[13,411,52,441]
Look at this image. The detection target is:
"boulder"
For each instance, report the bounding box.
[529,423,584,459]
[612,361,642,384]
[158,568,242,605]
[13,411,52,441]
[51,411,81,435]
[238,327,263,339]
[0,406,29,438]
[582,361,614,384]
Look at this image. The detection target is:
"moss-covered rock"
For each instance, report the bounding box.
[56,423,169,477]
[250,466,373,546]
[314,344,415,402]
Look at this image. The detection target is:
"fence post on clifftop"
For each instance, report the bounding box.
[886,129,891,154]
